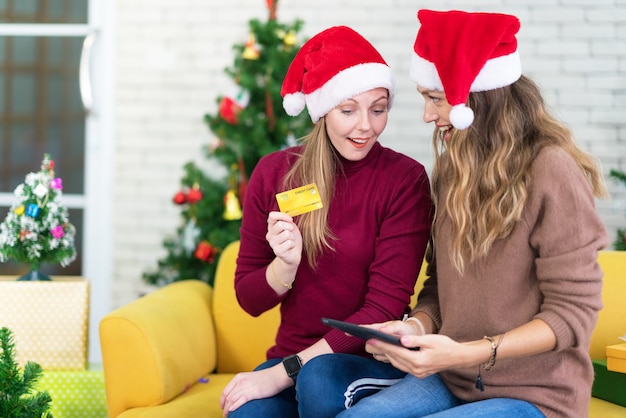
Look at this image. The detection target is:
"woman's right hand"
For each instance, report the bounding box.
[266,211,302,266]
[220,364,293,416]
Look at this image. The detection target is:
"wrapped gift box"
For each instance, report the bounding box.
[36,364,107,418]
[592,359,626,407]
[607,343,626,374]
[0,277,89,370]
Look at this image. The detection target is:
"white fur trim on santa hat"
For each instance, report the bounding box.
[469,50,521,92]
[409,53,444,91]
[304,62,395,123]
[410,50,522,94]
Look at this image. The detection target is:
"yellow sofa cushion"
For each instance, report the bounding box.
[589,396,626,418]
[117,374,235,418]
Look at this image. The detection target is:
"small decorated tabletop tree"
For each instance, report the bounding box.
[0,154,76,280]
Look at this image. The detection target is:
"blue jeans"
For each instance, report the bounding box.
[228,354,406,418]
[301,354,545,418]
[230,354,544,418]
[298,353,407,418]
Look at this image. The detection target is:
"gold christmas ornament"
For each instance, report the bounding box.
[223,190,243,220]
[284,30,297,47]
[242,34,260,60]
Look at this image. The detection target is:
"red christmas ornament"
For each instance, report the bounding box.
[186,187,203,204]
[218,88,250,125]
[219,96,242,124]
[173,191,187,205]
[194,240,217,263]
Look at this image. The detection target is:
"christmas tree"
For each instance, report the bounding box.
[610,168,626,250]
[0,327,53,417]
[0,154,76,280]
[143,0,311,286]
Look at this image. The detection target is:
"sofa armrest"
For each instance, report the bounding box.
[99,280,215,418]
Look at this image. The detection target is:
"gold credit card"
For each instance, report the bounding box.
[276,183,323,216]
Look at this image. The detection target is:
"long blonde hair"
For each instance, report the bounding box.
[431,75,607,273]
[282,118,338,267]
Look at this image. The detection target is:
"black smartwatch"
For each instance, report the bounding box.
[282,354,302,383]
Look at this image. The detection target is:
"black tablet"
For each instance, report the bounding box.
[322,317,404,346]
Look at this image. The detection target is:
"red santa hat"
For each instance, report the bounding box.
[281,26,395,123]
[411,10,522,130]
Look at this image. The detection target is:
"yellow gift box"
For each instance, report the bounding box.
[606,343,626,374]
[0,277,89,370]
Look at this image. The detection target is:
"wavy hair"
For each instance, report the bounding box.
[431,75,607,273]
[282,118,338,267]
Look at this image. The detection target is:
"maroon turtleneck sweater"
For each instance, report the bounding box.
[235,142,433,359]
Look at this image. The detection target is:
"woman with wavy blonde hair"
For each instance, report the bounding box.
[303,10,609,418]
[221,26,432,418]
[432,74,607,274]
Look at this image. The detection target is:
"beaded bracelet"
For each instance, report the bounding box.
[475,334,504,391]
[483,336,497,371]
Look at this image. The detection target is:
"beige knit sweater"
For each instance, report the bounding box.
[416,146,609,418]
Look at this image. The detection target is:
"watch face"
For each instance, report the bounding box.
[283,355,302,379]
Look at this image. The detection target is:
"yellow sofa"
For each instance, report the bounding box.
[100,241,626,417]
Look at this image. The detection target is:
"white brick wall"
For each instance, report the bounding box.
[113,0,626,307]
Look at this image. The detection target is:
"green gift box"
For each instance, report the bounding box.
[592,359,626,407]
[36,364,107,418]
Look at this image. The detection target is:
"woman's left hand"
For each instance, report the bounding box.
[220,365,291,416]
[367,334,476,379]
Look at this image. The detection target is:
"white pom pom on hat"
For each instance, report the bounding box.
[410,9,522,130]
[449,104,474,130]
[281,26,395,123]
[283,92,306,117]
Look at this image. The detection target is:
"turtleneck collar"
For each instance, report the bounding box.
[336,141,383,176]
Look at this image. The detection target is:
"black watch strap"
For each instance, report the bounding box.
[282,354,302,383]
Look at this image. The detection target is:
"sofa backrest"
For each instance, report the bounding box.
[212,240,280,373]
[212,240,624,373]
[590,251,626,360]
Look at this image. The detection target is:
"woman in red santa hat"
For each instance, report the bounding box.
[301,9,609,418]
[219,25,433,417]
